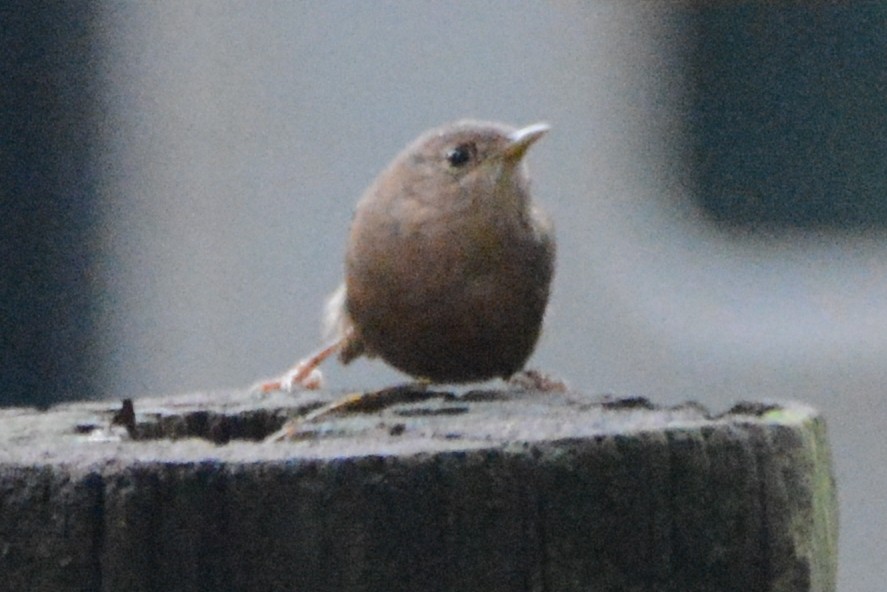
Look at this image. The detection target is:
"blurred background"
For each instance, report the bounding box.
[3,2,885,588]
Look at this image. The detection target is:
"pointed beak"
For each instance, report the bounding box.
[503,122,550,161]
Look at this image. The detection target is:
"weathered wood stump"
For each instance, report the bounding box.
[0,387,837,592]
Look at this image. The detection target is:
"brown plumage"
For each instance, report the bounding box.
[261,120,555,391]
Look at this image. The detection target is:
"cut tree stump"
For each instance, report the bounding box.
[0,387,837,592]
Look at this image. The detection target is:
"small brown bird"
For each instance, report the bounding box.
[260,120,555,392]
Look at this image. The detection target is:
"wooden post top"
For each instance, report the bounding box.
[0,387,838,592]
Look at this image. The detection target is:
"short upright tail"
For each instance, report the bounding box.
[323,283,365,364]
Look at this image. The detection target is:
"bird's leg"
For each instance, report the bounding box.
[255,336,346,393]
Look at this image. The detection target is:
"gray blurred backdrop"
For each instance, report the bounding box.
[4,3,887,590]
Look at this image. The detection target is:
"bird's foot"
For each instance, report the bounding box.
[507,369,569,392]
[254,364,325,394]
[253,338,346,394]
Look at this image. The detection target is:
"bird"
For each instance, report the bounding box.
[259,119,555,394]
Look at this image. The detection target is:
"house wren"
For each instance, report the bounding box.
[261,120,555,391]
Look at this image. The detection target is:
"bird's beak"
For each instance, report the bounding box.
[503,123,550,161]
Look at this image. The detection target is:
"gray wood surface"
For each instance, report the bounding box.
[0,388,837,591]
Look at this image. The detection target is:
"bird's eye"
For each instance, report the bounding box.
[446,143,474,168]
